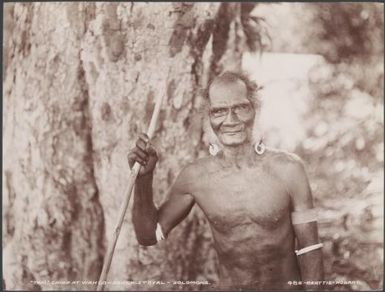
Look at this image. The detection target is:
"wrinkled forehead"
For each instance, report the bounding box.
[208,79,249,107]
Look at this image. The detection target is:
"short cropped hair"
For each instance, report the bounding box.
[204,71,262,110]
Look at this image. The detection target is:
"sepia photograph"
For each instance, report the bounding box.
[2,2,384,291]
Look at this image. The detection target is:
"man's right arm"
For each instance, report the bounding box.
[132,167,195,246]
[132,172,158,246]
[129,133,195,246]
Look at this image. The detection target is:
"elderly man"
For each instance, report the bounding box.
[128,71,324,290]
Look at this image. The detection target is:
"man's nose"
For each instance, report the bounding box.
[223,108,239,125]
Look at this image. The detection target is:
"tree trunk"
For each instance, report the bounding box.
[3,2,257,291]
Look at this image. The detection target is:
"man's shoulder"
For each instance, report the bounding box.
[179,156,215,177]
[265,148,303,164]
[172,156,214,194]
[264,148,306,176]
[175,156,214,182]
[265,148,311,199]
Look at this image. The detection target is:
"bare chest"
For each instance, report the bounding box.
[193,166,290,232]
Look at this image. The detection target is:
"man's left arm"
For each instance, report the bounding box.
[287,157,324,290]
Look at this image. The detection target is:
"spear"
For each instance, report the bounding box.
[96,79,167,291]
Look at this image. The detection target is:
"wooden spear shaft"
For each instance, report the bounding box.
[96,84,166,291]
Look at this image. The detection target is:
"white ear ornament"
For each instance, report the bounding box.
[209,143,220,156]
[254,140,266,155]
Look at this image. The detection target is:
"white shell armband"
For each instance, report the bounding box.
[295,243,323,256]
[155,223,165,242]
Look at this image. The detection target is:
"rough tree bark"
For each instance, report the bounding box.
[3,2,258,291]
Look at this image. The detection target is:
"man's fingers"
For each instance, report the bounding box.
[136,133,150,150]
[127,133,157,172]
[136,138,147,151]
[129,156,147,167]
[134,148,149,160]
[127,149,148,167]
[146,143,157,156]
[138,133,150,143]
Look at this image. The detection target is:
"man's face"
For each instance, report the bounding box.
[208,80,255,147]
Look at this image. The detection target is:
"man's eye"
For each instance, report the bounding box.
[211,109,227,116]
[234,104,250,112]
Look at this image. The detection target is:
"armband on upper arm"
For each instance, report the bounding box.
[295,243,323,255]
[291,209,323,256]
[291,208,318,224]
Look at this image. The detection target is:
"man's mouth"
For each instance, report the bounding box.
[222,130,243,135]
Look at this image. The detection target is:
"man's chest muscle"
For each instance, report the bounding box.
[194,167,290,231]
